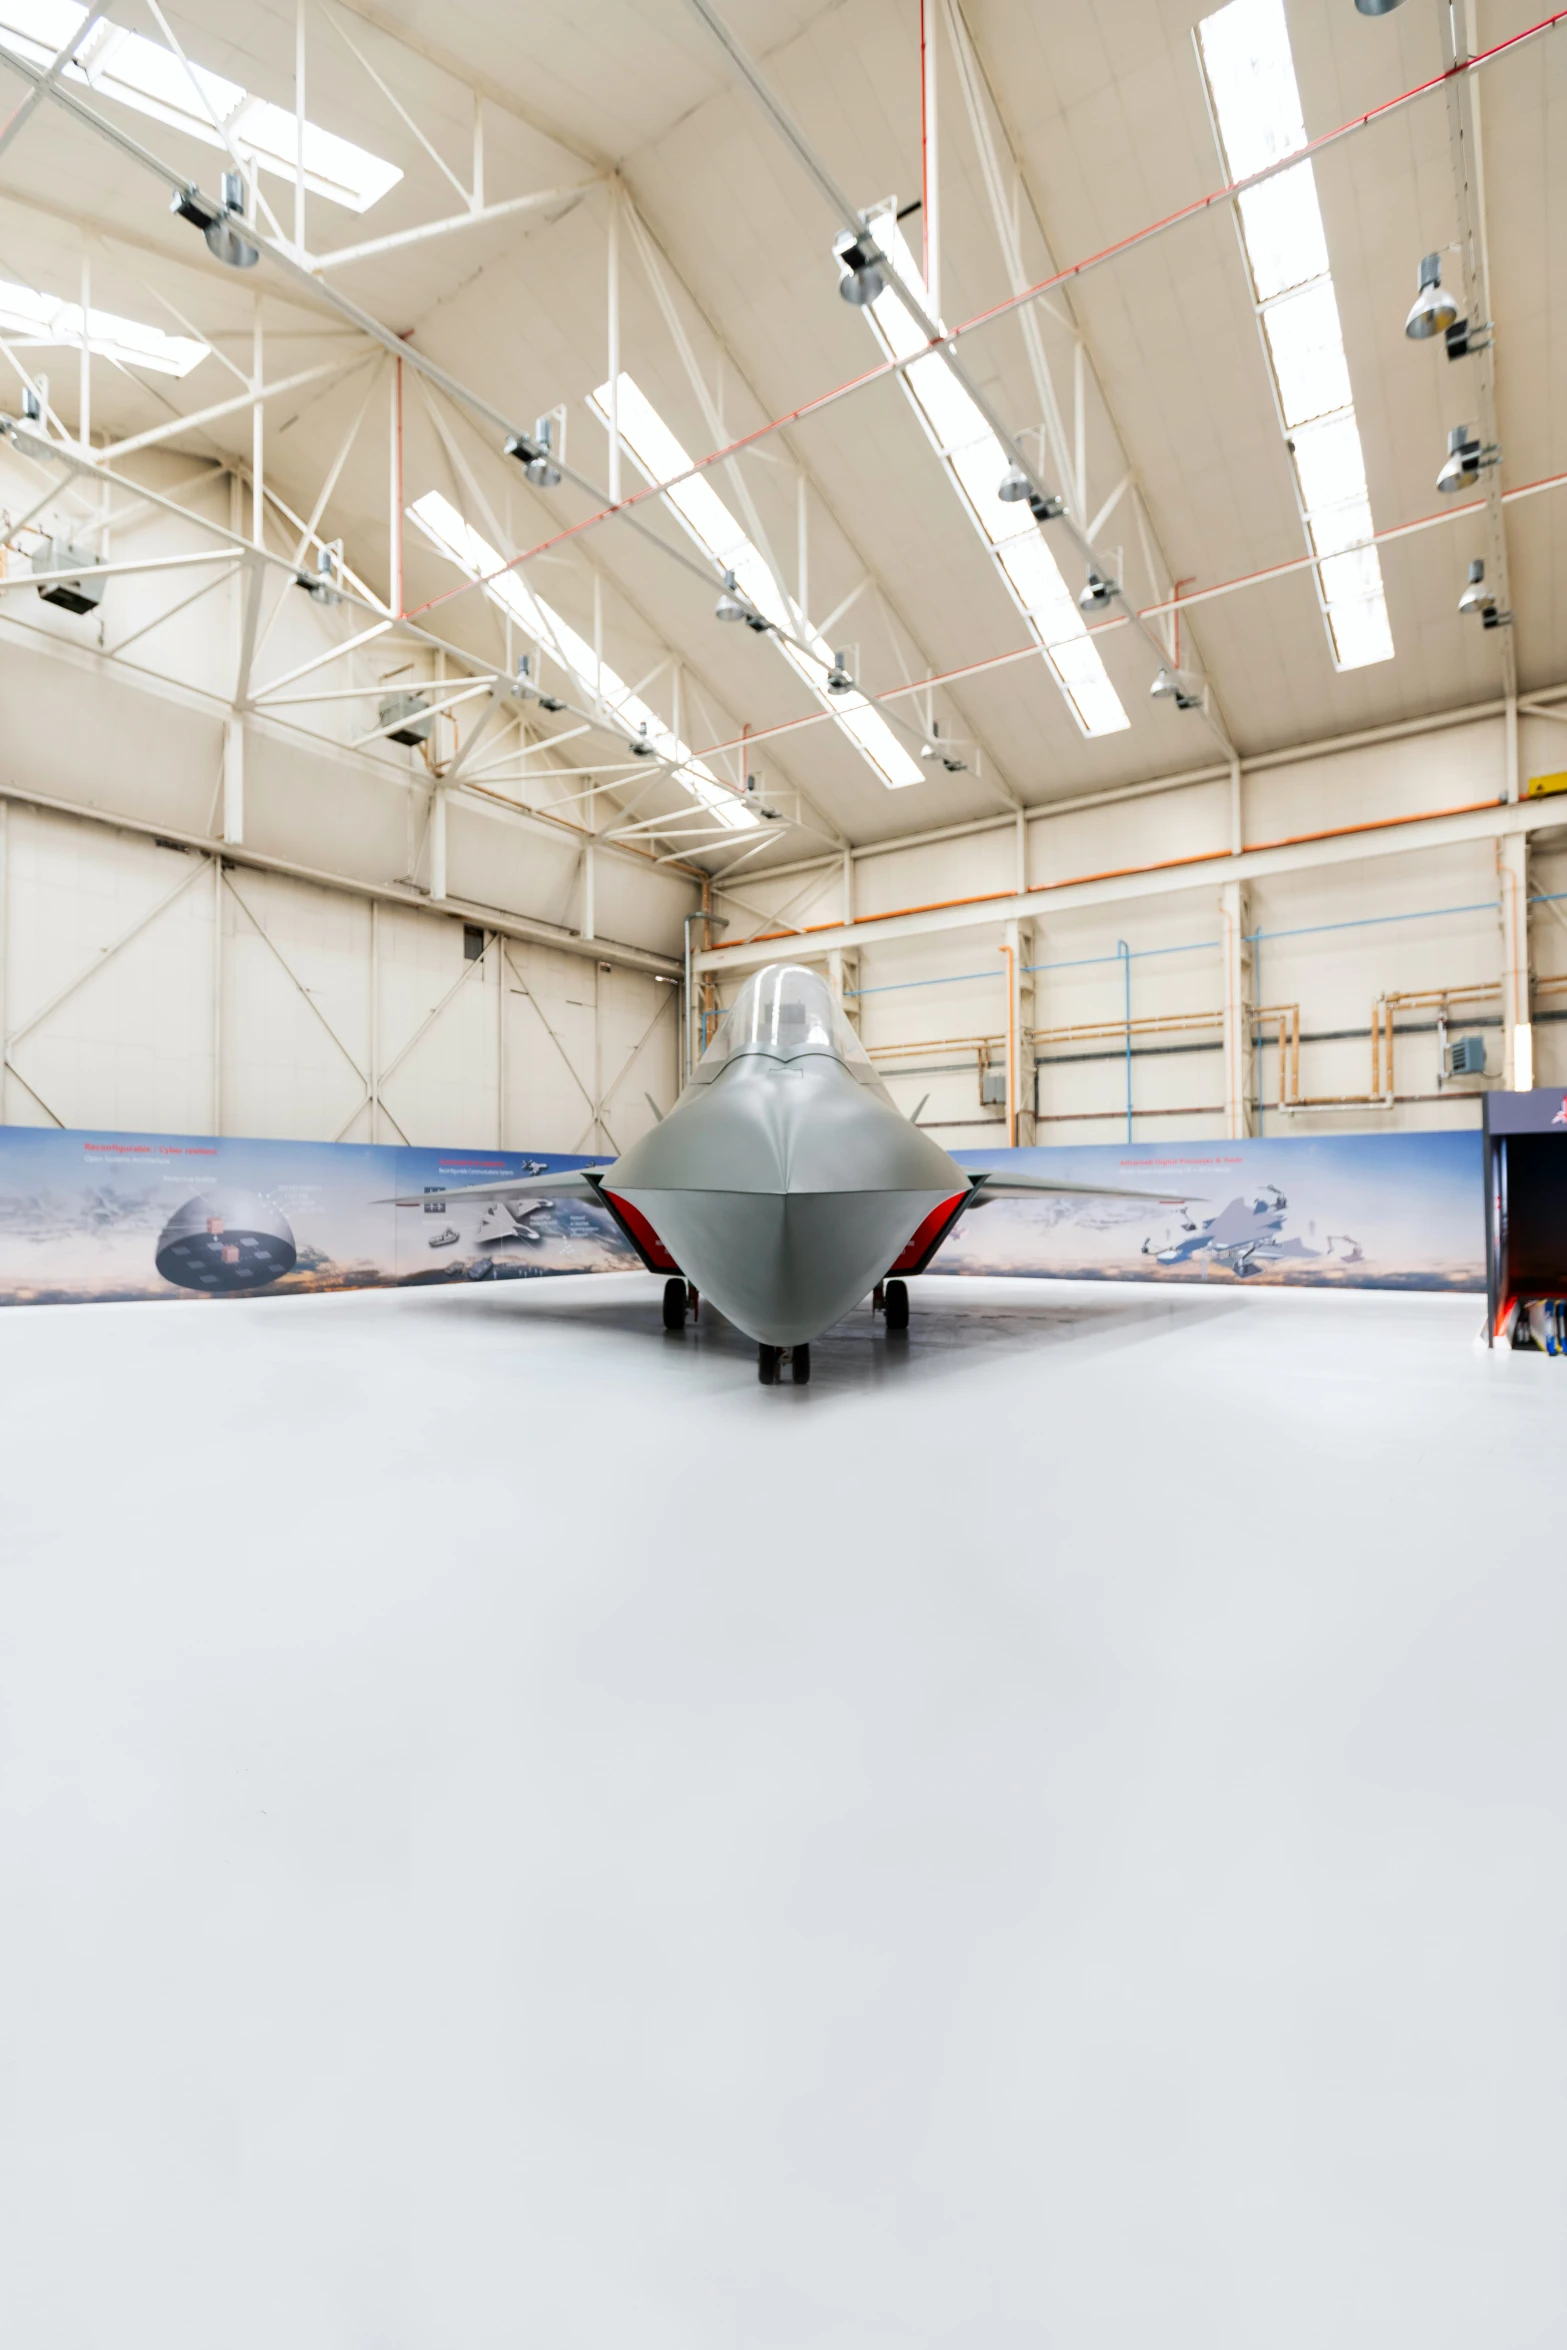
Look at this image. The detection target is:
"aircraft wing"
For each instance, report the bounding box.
[382,1167,612,1206]
[965,1170,1197,1206]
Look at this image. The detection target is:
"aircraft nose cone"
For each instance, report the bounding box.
[607,1058,964,1346]
[635,1186,944,1347]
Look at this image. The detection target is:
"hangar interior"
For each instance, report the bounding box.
[0,2,1563,2345]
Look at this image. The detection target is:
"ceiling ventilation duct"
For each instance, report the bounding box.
[33,540,104,614]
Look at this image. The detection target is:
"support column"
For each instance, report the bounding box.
[581,838,596,940]
[826,946,860,1030]
[78,241,90,451]
[606,180,621,503]
[389,356,403,618]
[497,935,507,1149]
[222,716,244,846]
[921,0,940,317]
[369,898,379,1144]
[293,0,307,253]
[211,856,223,1134]
[430,787,448,902]
[251,298,264,547]
[0,797,9,1127]
[1000,919,1028,1149]
[1015,918,1035,1145]
[1221,878,1251,1139]
[1498,832,1532,1090]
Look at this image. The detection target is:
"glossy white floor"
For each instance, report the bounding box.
[1,1272,1561,2350]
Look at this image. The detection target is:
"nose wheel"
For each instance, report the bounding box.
[662,1277,698,1330]
[757,1342,811,1385]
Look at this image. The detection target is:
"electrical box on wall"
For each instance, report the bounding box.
[32,540,104,615]
[1445,1035,1487,1079]
[980,1067,1007,1108]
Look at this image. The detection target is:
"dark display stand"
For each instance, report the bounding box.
[1483,1088,1567,1344]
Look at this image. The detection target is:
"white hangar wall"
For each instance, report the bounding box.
[0,802,682,1154]
[703,706,1567,1148]
[0,442,688,1154]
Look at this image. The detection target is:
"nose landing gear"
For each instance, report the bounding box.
[883,1277,909,1331]
[662,1277,699,1330]
[757,1342,811,1385]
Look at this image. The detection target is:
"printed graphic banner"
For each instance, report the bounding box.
[0,1128,638,1307]
[0,1123,1485,1306]
[945,1132,1484,1291]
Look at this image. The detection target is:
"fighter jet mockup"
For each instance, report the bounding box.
[399,962,1184,1383]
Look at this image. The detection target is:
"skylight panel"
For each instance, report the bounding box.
[407,491,755,833]
[846,211,1129,738]
[230,101,402,213]
[1237,166,1328,302]
[1199,0,1392,673]
[1306,496,1372,560]
[1262,281,1353,427]
[0,274,206,375]
[1290,414,1369,514]
[588,373,923,790]
[1198,0,1307,174]
[1326,597,1393,670]
[0,3,401,212]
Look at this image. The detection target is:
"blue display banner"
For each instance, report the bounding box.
[946,1131,1484,1291]
[0,1122,1484,1306]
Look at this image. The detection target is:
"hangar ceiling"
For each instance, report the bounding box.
[0,0,1561,876]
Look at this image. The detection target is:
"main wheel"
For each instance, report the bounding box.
[884,1278,909,1331]
[757,1342,781,1383]
[662,1276,687,1331]
[791,1343,811,1385]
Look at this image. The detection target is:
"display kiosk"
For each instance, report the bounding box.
[1483,1088,1567,1346]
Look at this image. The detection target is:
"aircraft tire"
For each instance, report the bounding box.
[757,1342,781,1383]
[662,1276,687,1330]
[791,1343,811,1385]
[884,1278,909,1331]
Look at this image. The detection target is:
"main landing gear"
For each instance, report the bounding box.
[757,1341,810,1385]
[662,1276,698,1330]
[872,1278,909,1330]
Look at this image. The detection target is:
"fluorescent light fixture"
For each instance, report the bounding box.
[588,372,924,788]
[838,213,1129,738]
[0,2,401,212]
[407,491,756,834]
[0,272,206,376]
[1199,0,1393,671]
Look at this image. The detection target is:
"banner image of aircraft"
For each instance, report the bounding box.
[392,962,1187,1384]
[1143,1186,1362,1277]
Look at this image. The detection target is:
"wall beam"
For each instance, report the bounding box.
[698,793,1563,978]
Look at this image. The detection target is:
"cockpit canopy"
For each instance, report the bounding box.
[688,962,893,1102]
